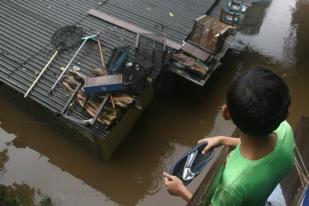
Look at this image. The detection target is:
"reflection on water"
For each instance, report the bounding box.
[0,183,37,206]
[235,0,309,125]
[238,0,297,65]
[240,0,272,35]
[0,126,114,206]
[293,0,309,66]
[0,0,309,205]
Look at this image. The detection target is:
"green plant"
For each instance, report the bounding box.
[39,195,52,206]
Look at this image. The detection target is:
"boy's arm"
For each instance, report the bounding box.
[163,137,241,203]
[163,172,193,202]
[198,136,240,154]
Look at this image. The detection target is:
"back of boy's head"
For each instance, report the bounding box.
[226,66,291,137]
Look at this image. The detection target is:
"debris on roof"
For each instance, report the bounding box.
[188,16,233,53]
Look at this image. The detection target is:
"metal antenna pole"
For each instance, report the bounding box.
[49,34,97,94]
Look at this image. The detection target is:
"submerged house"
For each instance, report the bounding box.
[0,0,237,159]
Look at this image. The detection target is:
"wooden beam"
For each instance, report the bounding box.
[181,42,211,61]
[282,116,309,206]
[87,9,181,50]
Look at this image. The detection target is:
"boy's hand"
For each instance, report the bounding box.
[163,172,193,202]
[198,136,224,154]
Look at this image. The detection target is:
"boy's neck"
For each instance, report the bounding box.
[239,131,277,161]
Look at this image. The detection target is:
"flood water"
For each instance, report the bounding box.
[0,0,309,205]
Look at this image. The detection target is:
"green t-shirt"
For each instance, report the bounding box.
[210,121,295,206]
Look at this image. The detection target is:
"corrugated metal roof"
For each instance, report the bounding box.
[0,0,218,139]
[97,0,217,43]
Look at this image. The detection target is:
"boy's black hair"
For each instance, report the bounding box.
[226,66,291,137]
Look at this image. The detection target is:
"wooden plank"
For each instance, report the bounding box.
[87,9,181,50]
[181,42,211,61]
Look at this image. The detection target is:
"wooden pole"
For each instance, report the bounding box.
[97,39,106,73]
[24,50,59,97]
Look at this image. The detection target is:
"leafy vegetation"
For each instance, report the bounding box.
[0,184,53,206]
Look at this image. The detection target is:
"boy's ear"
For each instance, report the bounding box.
[222,104,231,120]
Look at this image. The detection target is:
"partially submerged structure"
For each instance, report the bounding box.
[167,15,234,86]
[0,0,247,159]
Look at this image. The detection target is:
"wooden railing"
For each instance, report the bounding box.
[282,116,309,206]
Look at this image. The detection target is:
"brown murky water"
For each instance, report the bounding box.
[0,0,309,205]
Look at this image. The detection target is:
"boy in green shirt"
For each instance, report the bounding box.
[163,67,295,205]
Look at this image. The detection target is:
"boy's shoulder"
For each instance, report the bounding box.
[275,120,292,133]
[274,120,295,149]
